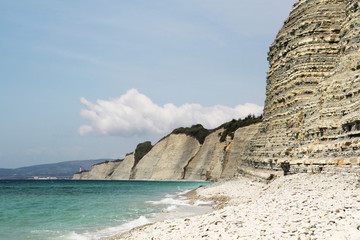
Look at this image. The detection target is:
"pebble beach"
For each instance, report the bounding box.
[107,173,360,240]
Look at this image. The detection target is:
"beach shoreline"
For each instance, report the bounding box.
[105,173,360,240]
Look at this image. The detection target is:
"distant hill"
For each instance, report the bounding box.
[0,159,113,179]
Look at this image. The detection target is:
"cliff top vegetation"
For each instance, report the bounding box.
[171,115,262,144]
[134,141,153,166]
[171,124,210,144]
[217,114,262,142]
[92,158,123,166]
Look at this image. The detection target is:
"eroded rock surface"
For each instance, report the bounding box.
[73,125,259,181]
[109,154,135,180]
[244,0,360,174]
[131,134,201,181]
[73,161,121,180]
[183,129,230,181]
[74,0,360,181]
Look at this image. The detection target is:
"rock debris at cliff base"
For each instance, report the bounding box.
[108,173,360,240]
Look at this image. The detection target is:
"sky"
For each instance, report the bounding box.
[0,0,295,168]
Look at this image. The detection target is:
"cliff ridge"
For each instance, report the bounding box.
[74,0,360,181]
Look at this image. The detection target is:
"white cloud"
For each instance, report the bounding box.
[78,89,263,136]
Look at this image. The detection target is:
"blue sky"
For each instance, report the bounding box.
[0,0,294,168]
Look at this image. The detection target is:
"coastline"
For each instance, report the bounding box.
[97,181,214,240]
[105,173,360,240]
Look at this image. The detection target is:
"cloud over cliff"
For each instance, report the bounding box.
[78,89,263,136]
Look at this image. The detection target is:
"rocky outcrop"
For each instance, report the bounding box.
[109,154,135,180]
[74,0,360,181]
[222,124,261,178]
[72,172,83,180]
[73,155,134,180]
[73,160,121,180]
[73,133,203,181]
[243,0,360,175]
[130,134,201,180]
[183,124,262,181]
[73,123,261,181]
[182,129,228,181]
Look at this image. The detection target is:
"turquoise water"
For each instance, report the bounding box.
[0,180,212,240]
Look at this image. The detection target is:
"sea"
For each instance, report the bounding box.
[0,180,213,240]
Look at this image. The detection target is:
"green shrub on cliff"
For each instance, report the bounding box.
[134,141,153,166]
[170,116,262,144]
[171,124,210,144]
[218,114,262,142]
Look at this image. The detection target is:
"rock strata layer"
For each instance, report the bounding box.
[74,0,360,181]
[242,0,360,175]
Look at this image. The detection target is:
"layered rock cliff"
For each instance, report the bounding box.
[243,0,360,174]
[73,122,261,181]
[74,0,360,181]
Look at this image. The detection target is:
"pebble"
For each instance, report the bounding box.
[110,173,360,240]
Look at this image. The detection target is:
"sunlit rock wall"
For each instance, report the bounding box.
[130,134,201,181]
[244,0,360,174]
[182,129,228,181]
[73,161,121,180]
[109,154,135,180]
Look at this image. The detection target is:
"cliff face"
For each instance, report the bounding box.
[243,0,360,174]
[109,154,135,180]
[72,161,121,180]
[74,134,202,181]
[182,129,228,181]
[73,125,260,181]
[222,124,260,178]
[74,0,360,181]
[73,155,135,180]
[130,134,201,181]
